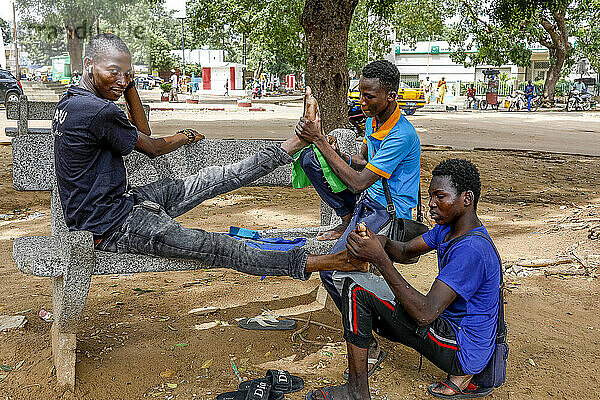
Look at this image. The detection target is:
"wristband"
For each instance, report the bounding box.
[345,153,352,166]
[124,81,136,93]
[177,128,197,144]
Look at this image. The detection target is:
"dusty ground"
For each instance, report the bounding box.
[0,135,599,399]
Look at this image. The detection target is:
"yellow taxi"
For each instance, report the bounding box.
[348,81,425,115]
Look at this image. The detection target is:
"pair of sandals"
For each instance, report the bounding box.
[216,369,304,400]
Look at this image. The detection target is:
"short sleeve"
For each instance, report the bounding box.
[422,223,443,250]
[90,103,138,156]
[437,243,486,302]
[366,130,414,179]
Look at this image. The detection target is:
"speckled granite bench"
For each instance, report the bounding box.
[9,96,357,391]
[5,94,149,137]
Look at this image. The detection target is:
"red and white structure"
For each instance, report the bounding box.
[285,74,296,91]
[201,62,246,95]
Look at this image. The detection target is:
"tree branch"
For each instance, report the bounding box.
[539,17,560,47]
[460,0,493,33]
[538,34,554,50]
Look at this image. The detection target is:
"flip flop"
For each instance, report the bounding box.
[305,386,335,400]
[342,349,386,380]
[216,380,284,400]
[427,379,493,399]
[237,315,296,331]
[239,369,304,393]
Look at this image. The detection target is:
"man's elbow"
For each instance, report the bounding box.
[348,180,370,194]
[415,308,441,327]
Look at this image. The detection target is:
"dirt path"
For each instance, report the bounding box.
[0,143,598,399]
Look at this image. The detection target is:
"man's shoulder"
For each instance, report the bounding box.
[59,87,115,116]
[388,114,418,140]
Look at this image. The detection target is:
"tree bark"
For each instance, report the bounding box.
[539,10,571,105]
[300,0,359,134]
[66,24,84,74]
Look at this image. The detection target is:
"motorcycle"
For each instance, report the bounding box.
[348,99,366,136]
[508,90,541,112]
[566,90,592,112]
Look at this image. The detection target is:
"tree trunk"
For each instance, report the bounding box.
[66,24,84,75]
[541,49,566,105]
[539,10,571,105]
[300,0,358,134]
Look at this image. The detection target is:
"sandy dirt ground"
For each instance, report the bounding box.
[0,111,599,400]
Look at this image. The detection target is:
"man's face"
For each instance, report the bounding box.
[428,175,466,225]
[358,77,396,118]
[86,51,133,101]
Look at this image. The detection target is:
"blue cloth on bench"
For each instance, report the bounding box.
[226,226,307,251]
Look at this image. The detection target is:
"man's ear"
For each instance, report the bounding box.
[388,91,397,102]
[83,58,93,74]
[463,190,474,207]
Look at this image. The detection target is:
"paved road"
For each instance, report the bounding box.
[2,103,599,156]
[410,111,600,156]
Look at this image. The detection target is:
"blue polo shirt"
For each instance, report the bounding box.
[53,86,138,237]
[363,105,421,219]
[422,224,501,374]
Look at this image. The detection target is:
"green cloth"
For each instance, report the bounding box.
[292,145,347,193]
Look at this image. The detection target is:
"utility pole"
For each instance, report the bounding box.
[12,1,20,81]
[178,17,186,77]
[242,33,246,90]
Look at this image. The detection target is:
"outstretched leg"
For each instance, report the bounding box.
[132,135,308,219]
[98,207,368,280]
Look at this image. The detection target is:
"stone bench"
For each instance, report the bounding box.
[5,95,150,137]
[9,96,357,391]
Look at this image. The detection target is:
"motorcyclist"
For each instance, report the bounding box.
[525,80,535,111]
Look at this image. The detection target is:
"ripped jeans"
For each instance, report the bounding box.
[96,145,310,280]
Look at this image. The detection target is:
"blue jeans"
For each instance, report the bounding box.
[322,194,391,311]
[96,145,310,280]
[298,147,357,217]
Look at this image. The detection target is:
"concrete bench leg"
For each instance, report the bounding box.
[51,232,95,391]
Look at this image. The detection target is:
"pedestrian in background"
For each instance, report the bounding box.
[437,77,447,104]
[525,80,535,111]
[169,69,178,102]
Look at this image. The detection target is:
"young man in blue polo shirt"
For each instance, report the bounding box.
[296,60,420,310]
[296,59,421,375]
[305,159,501,400]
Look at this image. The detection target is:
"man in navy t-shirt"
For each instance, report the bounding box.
[53,33,371,283]
[305,159,502,400]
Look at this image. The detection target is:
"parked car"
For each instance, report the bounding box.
[0,69,24,106]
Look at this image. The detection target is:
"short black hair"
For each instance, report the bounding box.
[432,159,481,208]
[84,33,130,62]
[361,60,400,93]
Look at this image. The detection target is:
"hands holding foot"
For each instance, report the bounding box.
[295,86,325,145]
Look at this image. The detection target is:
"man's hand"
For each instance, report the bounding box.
[347,224,389,267]
[177,128,205,144]
[327,135,341,155]
[295,115,324,144]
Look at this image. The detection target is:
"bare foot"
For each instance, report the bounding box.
[304,86,319,121]
[307,384,367,400]
[316,223,348,241]
[332,249,369,272]
[317,214,352,241]
[429,375,474,396]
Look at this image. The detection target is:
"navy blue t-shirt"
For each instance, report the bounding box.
[422,224,501,374]
[53,86,138,236]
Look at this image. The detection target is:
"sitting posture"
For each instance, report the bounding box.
[306,159,502,400]
[296,60,421,308]
[52,33,368,281]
